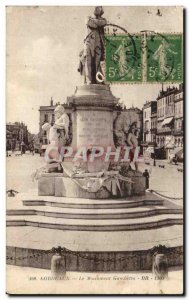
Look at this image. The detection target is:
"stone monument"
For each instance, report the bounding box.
[38,6,145,199]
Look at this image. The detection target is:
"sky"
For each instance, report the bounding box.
[6,6,183,133]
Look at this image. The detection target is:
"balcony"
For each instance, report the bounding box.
[165,113,174,118]
[173,130,183,136]
[150,128,157,134]
[143,129,149,134]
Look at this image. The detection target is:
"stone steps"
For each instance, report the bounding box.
[6,214,183,231]
[7,205,183,220]
[23,199,164,209]
[19,191,163,202]
[19,192,164,209]
[6,192,183,271]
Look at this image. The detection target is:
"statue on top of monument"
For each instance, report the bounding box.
[78,6,107,84]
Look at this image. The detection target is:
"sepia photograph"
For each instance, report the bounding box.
[6,5,184,295]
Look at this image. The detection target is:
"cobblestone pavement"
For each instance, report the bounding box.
[137,159,183,200]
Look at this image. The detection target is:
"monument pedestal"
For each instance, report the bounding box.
[38,173,145,198]
[70,84,117,160]
[38,84,146,199]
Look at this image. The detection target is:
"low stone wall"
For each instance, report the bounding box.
[6,245,183,272]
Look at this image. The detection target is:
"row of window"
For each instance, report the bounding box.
[44,114,55,123]
[157,102,182,118]
[143,109,151,119]
[146,94,183,119]
[144,120,150,131]
[157,107,165,118]
[175,102,183,118]
[157,137,183,146]
[175,119,183,131]
[158,95,174,107]
[151,119,157,129]
[175,92,183,100]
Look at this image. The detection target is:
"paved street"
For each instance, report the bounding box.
[138,159,183,200]
[6,153,183,200]
[6,152,42,193]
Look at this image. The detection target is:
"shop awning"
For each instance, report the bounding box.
[173,147,182,154]
[173,147,183,158]
[165,142,174,149]
[161,117,174,127]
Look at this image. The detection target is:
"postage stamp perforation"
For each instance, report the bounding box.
[104,80,183,85]
[105,32,183,36]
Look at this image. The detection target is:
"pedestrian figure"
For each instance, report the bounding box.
[143,169,149,189]
[20,141,25,155]
[173,154,178,165]
[31,146,35,156]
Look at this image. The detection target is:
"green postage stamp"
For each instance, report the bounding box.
[105,33,183,83]
[146,34,183,82]
[105,35,143,82]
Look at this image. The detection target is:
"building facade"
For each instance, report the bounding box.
[174,84,184,148]
[6,122,29,150]
[151,110,157,144]
[156,86,175,151]
[142,84,183,159]
[143,101,157,144]
[156,84,183,158]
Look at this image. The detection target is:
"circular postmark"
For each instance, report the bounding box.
[104,23,142,83]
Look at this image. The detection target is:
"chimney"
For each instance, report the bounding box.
[161,83,164,92]
[50,97,53,106]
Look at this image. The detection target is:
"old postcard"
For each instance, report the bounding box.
[6,6,184,295]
